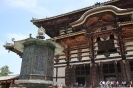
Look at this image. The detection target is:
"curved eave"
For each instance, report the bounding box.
[0,75,19,83]
[4,45,22,57]
[31,0,118,23]
[3,45,14,49]
[70,5,133,27]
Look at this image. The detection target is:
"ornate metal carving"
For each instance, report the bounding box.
[12,38,15,42]
[20,39,55,81]
[21,46,34,75]
[29,34,32,38]
[33,47,47,74]
[36,26,45,39]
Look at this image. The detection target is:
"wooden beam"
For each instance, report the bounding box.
[70,50,90,55]
[53,77,65,78]
[126,49,133,52]
[54,65,66,68]
[54,55,133,65]
[124,45,133,47]
[56,67,58,82]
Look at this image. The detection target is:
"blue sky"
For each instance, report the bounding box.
[0,0,107,74]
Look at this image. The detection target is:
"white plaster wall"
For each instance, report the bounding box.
[82,48,90,52]
[114,43,119,47]
[126,47,133,50]
[96,55,105,59]
[114,40,118,43]
[70,54,77,57]
[59,59,66,63]
[53,79,57,84]
[70,61,90,65]
[82,57,90,60]
[58,67,65,77]
[81,53,89,56]
[94,47,98,50]
[59,55,65,59]
[125,41,133,45]
[54,68,56,77]
[54,64,66,67]
[71,58,78,61]
[110,53,120,57]
[57,78,65,86]
[126,51,133,55]
[97,58,121,62]
[70,50,77,53]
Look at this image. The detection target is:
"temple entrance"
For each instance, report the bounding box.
[76,77,85,87]
[104,75,116,81]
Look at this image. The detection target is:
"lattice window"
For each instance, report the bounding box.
[129,61,133,71]
[117,63,121,72]
[103,63,115,73]
[75,65,90,75]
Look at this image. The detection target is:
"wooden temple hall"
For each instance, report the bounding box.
[4,0,133,87]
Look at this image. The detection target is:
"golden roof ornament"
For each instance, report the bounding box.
[36,26,45,39]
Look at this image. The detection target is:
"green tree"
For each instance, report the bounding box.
[0,65,13,76]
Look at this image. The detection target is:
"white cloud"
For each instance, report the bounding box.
[62,0,107,15]
[5,33,27,41]
[4,0,50,16]
[0,33,27,55]
[7,0,36,8]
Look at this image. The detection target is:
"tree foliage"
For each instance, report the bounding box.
[0,65,13,76]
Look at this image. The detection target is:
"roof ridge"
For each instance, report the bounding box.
[31,0,119,22]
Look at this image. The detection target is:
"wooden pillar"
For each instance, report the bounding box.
[114,62,119,81]
[5,81,7,88]
[89,37,98,87]
[118,31,126,60]
[56,67,58,82]
[121,60,131,84]
[70,66,76,86]
[64,48,71,86]
[12,80,14,84]
[65,66,71,87]
[90,63,98,87]
[118,31,131,84]
[99,63,104,81]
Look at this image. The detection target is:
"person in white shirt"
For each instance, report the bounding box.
[99,81,103,88]
[130,81,133,87]
[102,81,105,87]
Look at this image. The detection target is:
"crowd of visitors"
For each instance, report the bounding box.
[99,80,133,88]
[56,81,133,88]
[69,82,86,87]
[57,83,66,88]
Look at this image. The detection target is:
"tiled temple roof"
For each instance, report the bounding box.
[0,74,19,81]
